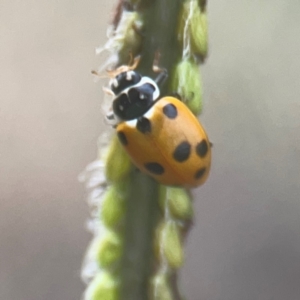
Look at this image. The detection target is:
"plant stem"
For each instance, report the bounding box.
[138,0,181,93]
[120,170,160,300]
[119,1,182,299]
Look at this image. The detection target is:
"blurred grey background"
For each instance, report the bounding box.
[1,1,300,299]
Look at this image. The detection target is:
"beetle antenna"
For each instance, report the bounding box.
[102,86,114,96]
[154,68,168,86]
[153,51,168,86]
[107,55,141,78]
[91,70,108,78]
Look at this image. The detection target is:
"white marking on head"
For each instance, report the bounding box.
[112,79,118,88]
[138,77,160,101]
[126,71,133,81]
[126,119,138,128]
[144,106,155,119]
[111,75,160,100]
[139,93,145,99]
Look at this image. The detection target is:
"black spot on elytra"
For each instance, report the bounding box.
[117,131,128,145]
[163,103,177,119]
[136,117,151,134]
[173,141,191,162]
[196,140,208,158]
[194,167,206,179]
[144,162,165,175]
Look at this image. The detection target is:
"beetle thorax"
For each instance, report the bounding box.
[110,71,160,121]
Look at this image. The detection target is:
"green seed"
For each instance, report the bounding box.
[85,272,119,300]
[178,0,208,59]
[190,10,208,58]
[101,183,127,227]
[97,231,122,268]
[105,135,132,183]
[150,273,173,300]
[170,59,203,115]
[156,221,184,268]
[159,186,193,220]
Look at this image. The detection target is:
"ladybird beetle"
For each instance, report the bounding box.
[106,69,211,187]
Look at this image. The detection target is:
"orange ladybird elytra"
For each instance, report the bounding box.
[106,69,211,187]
